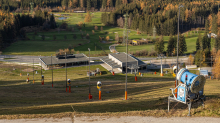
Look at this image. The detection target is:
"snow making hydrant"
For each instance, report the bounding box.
[41,75,44,85]
[168,68,206,116]
[97,81,102,100]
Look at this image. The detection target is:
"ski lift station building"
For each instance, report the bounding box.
[101,52,147,73]
[39,53,89,70]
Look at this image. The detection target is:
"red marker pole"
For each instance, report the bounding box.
[99,89,101,100]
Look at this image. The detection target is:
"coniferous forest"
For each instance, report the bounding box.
[101,0,220,35]
[0,0,220,53]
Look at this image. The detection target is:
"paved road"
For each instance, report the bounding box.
[0,55,100,64]
[1,116,220,123]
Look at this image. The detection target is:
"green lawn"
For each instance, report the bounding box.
[2,12,209,56]
[0,62,219,117]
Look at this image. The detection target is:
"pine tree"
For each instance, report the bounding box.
[205,19,209,34]
[68,0,73,8]
[155,36,164,54]
[62,0,68,7]
[80,0,84,8]
[178,35,187,55]
[167,36,175,55]
[215,34,220,50]
[84,11,92,22]
[115,0,121,8]
[87,0,91,10]
[73,0,78,8]
[102,0,107,9]
[212,15,218,34]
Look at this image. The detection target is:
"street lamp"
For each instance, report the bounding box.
[123,13,129,100]
[88,48,92,99]
[176,4,184,85]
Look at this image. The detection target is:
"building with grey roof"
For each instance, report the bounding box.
[101,52,146,73]
[39,54,89,70]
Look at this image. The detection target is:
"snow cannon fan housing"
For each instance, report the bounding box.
[176,68,206,102]
[177,68,206,93]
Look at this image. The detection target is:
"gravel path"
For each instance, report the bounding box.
[1,116,220,123]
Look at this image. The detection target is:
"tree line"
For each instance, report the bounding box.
[101,1,220,35]
[0,9,56,51]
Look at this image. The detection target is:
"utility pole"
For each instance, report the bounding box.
[51,55,53,87]
[158,54,165,76]
[177,5,184,85]
[33,59,34,84]
[124,13,129,100]
[88,48,92,99]
[123,13,128,46]
[65,52,67,92]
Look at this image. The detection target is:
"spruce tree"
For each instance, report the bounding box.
[167,36,174,55]
[102,0,107,9]
[212,15,218,34]
[87,0,91,10]
[178,35,187,55]
[205,19,209,34]
[155,36,164,54]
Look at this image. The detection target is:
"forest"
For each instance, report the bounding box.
[0,9,56,50]
[101,0,220,35]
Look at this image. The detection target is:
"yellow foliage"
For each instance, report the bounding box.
[208,14,212,31]
[78,21,83,27]
[213,50,220,79]
[140,2,145,10]
[188,54,194,65]
[84,11,92,23]
[106,36,110,41]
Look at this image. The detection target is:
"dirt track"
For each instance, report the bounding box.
[1,116,220,123]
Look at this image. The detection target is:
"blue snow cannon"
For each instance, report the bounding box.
[168,68,206,116]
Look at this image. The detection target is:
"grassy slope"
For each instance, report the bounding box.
[2,12,208,56]
[0,62,219,117]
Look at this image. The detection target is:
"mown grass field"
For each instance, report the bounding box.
[0,62,219,118]
[2,12,212,56]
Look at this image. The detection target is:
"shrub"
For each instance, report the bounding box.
[94,25,98,30]
[106,36,110,41]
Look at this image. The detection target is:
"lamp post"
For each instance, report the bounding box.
[176,4,184,85]
[172,53,173,66]
[65,52,67,92]
[51,55,53,87]
[88,48,91,99]
[124,13,129,100]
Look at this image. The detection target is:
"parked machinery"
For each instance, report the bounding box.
[168,68,206,116]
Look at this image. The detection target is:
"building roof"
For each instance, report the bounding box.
[110,52,137,63]
[40,54,88,65]
[101,56,121,68]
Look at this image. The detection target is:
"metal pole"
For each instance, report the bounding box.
[125,31,128,100]
[177,5,182,85]
[41,59,42,77]
[172,53,173,66]
[65,52,67,92]
[88,48,91,99]
[20,58,21,76]
[161,58,163,76]
[51,55,53,87]
[33,59,34,84]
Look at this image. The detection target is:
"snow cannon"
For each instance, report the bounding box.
[168,68,206,116]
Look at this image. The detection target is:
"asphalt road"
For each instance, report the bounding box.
[1,116,220,123]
